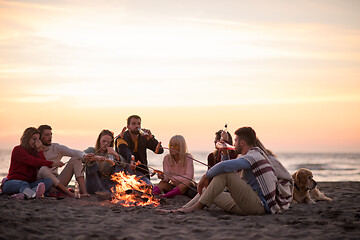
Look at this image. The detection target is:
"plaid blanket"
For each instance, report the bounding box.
[243,147,293,214]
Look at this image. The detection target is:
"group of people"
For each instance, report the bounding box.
[0,114,294,216]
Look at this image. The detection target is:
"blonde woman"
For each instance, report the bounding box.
[153,135,195,198]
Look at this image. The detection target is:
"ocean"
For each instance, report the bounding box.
[1,149,359,184]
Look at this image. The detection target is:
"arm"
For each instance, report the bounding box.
[171,155,194,186]
[184,155,195,181]
[146,135,164,154]
[115,138,133,163]
[206,157,251,179]
[207,153,215,169]
[162,155,170,182]
[58,144,85,159]
[13,146,53,168]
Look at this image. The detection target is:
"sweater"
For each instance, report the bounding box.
[42,143,85,175]
[162,154,195,186]
[6,145,53,182]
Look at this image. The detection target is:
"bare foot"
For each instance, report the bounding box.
[155,208,176,213]
[80,193,91,198]
[177,202,205,213]
[95,191,110,197]
[176,207,194,213]
[68,192,75,198]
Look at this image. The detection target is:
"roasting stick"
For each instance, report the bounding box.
[80,128,128,172]
[162,147,210,168]
[132,162,198,193]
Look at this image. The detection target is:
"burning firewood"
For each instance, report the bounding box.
[110,172,160,207]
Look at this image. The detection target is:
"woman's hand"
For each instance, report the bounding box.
[52,161,65,168]
[35,138,43,152]
[220,131,229,142]
[95,156,106,162]
[220,147,229,156]
[106,147,120,160]
[157,172,164,180]
[83,153,94,162]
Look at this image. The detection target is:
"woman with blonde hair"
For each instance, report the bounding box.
[1,127,62,199]
[153,135,195,198]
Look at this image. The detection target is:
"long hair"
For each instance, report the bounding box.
[95,129,114,154]
[215,130,233,145]
[20,127,40,151]
[255,138,276,157]
[213,129,233,159]
[169,135,190,167]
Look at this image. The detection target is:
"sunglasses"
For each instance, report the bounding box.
[169,144,180,149]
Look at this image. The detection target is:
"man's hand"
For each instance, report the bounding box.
[143,129,153,139]
[52,161,64,168]
[155,141,161,154]
[197,174,210,195]
[130,160,136,170]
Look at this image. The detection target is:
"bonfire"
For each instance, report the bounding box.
[110,171,160,207]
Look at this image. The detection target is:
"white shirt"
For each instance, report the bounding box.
[43,143,85,175]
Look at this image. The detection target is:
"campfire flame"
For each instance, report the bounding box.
[110,171,160,207]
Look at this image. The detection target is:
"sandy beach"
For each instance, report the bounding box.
[0,181,359,240]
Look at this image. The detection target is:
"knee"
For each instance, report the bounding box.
[38,166,53,177]
[67,157,78,167]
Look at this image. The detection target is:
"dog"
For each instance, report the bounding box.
[292,168,332,204]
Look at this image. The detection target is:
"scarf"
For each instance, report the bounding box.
[243,147,293,214]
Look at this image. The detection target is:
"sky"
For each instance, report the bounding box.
[0,0,359,153]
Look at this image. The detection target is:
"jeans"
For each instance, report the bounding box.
[2,178,53,194]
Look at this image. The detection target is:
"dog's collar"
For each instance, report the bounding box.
[294,183,300,191]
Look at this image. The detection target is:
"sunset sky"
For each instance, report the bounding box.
[0,0,359,153]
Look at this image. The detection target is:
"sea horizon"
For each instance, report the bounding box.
[1,149,359,183]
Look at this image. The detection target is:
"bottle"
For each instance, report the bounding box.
[223,123,228,133]
[74,181,80,199]
[138,128,149,136]
[220,124,228,141]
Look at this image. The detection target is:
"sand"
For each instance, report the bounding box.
[0,182,359,240]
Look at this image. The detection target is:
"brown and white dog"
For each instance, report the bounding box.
[292,168,332,204]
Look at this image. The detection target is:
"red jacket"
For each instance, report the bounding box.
[6,145,53,182]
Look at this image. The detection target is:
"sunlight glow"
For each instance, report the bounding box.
[0,0,359,152]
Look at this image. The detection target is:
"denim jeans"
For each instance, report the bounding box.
[2,178,53,194]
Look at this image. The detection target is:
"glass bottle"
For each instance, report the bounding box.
[74,181,80,199]
[138,128,149,136]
